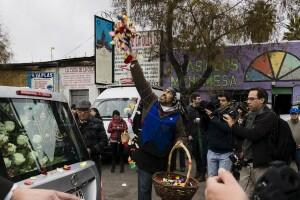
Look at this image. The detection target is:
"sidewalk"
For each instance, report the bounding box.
[101,160,205,200]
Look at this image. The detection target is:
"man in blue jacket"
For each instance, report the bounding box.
[130,59,186,200]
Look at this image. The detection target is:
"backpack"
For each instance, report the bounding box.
[271,116,296,163]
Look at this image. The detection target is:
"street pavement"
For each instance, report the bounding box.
[101,160,206,200]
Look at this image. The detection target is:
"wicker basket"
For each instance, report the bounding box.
[152,141,200,200]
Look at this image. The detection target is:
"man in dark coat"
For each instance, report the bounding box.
[223,87,277,196]
[76,100,108,176]
[186,92,207,181]
[130,59,186,200]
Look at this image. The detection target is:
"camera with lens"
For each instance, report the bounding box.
[219,101,247,120]
[229,152,243,180]
[252,161,300,200]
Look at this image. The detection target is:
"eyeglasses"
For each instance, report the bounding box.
[247,97,259,101]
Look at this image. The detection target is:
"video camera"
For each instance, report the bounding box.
[219,101,247,120]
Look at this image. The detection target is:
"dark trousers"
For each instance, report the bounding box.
[111,142,125,171]
[171,149,186,171]
[137,168,153,200]
[295,149,300,171]
[191,134,207,176]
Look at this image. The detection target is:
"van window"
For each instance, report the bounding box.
[94,98,138,118]
[0,98,88,181]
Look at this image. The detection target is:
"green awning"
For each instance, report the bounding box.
[272,87,292,95]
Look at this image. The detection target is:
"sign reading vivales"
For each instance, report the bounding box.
[29,72,55,91]
[114,31,160,86]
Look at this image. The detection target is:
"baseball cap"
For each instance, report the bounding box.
[76,100,91,110]
[290,107,299,114]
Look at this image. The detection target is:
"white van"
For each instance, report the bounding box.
[0,86,100,200]
[92,85,163,155]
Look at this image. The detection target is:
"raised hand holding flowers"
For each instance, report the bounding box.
[110,8,137,64]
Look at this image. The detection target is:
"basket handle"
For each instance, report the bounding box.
[167,140,192,187]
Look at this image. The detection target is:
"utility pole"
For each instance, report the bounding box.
[127,0,131,17]
[50,47,55,61]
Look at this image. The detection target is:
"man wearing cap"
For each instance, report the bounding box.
[287,107,300,171]
[76,100,108,175]
[129,59,186,200]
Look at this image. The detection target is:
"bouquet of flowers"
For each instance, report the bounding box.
[110,8,137,64]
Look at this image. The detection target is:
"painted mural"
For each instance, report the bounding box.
[245,51,300,81]
[162,41,300,92]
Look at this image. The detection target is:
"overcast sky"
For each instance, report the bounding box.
[0,0,113,63]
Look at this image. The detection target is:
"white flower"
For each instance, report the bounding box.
[17,135,29,146]
[7,143,17,155]
[0,134,8,146]
[4,121,15,132]
[13,153,26,165]
[40,156,48,166]
[32,135,42,144]
[28,151,38,164]
[4,157,11,168]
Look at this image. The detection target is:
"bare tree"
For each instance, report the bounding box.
[113,0,282,99]
[0,24,12,63]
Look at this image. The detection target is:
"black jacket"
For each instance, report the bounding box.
[0,176,13,200]
[186,105,201,138]
[78,117,108,158]
[231,106,277,168]
[206,115,233,153]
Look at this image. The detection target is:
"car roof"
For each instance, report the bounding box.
[0,86,67,102]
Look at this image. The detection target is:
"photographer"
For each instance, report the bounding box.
[206,93,233,177]
[186,93,207,181]
[223,87,277,196]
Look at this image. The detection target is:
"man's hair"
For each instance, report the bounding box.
[250,87,268,104]
[71,104,76,110]
[190,93,200,102]
[217,91,231,102]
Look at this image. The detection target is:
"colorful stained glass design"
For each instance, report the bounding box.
[245,51,300,81]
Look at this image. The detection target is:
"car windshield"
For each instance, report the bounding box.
[0,98,88,181]
[93,98,138,118]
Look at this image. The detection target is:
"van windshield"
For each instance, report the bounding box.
[0,98,88,181]
[93,98,138,118]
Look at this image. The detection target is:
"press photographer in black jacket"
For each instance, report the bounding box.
[223,87,277,196]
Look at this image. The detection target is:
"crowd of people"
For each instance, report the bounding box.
[3,56,300,200]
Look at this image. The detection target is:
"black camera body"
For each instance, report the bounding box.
[219,101,245,120]
[230,153,243,180]
[252,161,300,200]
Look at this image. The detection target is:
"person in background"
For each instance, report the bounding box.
[287,107,300,171]
[206,92,233,177]
[76,100,108,175]
[107,110,128,173]
[1,176,79,200]
[186,93,206,181]
[90,107,103,121]
[71,104,78,121]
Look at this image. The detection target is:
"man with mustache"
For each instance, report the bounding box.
[129,59,186,200]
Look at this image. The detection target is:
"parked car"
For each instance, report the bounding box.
[0,86,100,200]
[92,85,163,158]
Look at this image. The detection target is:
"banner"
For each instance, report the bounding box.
[94,16,114,84]
[29,72,55,91]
